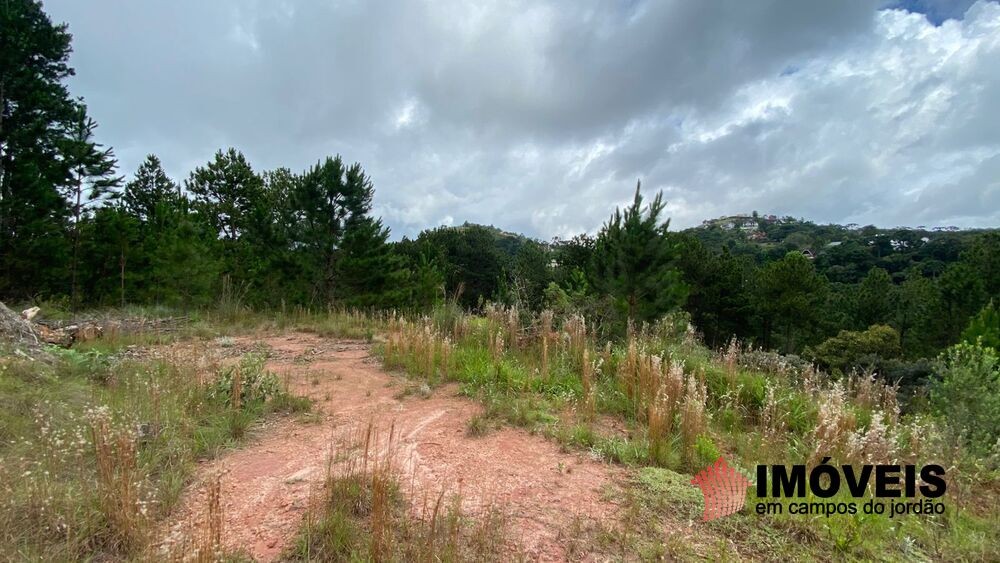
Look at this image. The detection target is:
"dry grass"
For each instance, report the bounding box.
[810,382,857,464]
[292,421,519,562]
[760,384,786,439]
[581,347,595,421]
[679,372,707,464]
[90,410,151,553]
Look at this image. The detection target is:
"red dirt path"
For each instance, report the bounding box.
[157,333,623,561]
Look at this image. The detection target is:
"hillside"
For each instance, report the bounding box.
[685,214,996,284]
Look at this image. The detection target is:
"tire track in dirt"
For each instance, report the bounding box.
[157,333,623,561]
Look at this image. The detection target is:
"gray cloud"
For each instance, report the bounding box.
[45,0,999,239]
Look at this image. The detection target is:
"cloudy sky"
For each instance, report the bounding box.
[45,0,1000,239]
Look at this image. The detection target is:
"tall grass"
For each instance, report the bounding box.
[373,303,999,559]
[0,338,309,560]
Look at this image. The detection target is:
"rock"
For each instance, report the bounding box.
[284,467,314,484]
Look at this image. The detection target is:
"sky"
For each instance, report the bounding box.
[44,0,1000,239]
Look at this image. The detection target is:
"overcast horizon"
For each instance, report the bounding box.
[44,0,1000,239]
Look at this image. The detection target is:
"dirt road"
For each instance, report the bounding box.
[157,333,623,561]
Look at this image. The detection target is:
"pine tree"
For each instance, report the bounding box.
[255,167,301,305]
[892,272,939,357]
[753,251,828,352]
[292,156,373,303]
[62,103,122,307]
[335,216,409,308]
[185,148,264,288]
[186,148,263,242]
[676,235,753,347]
[76,205,137,307]
[855,267,893,328]
[123,154,180,223]
[937,261,987,347]
[406,252,445,311]
[121,156,217,306]
[0,0,83,298]
[590,181,687,325]
[961,300,1000,351]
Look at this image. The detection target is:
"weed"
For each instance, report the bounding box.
[290,421,519,561]
[467,413,494,437]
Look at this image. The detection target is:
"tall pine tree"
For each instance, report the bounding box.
[123,155,216,307]
[292,156,373,303]
[590,181,687,325]
[62,103,122,307]
[752,251,828,352]
[0,0,95,298]
[185,148,264,290]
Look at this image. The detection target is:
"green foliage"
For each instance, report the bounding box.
[290,156,372,303]
[207,353,281,409]
[961,300,1000,350]
[590,182,687,326]
[401,224,511,309]
[508,238,552,309]
[891,273,940,358]
[855,267,893,328]
[806,324,902,375]
[692,435,721,468]
[406,253,446,311]
[335,216,410,308]
[937,262,987,345]
[186,148,264,245]
[752,251,828,352]
[676,236,754,347]
[0,0,111,300]
[930,342,1000,456]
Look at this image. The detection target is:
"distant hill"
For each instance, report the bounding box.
[682,214,997,284]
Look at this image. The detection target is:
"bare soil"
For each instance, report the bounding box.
[157,332,624,561]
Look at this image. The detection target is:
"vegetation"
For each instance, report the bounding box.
[377,304,1000,560]
[290,423,515,562]
[0,332,309,560]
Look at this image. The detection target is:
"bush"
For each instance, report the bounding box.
[930,343,999,456]
[692,434,721,469]
[961,300,999,350]
[806,324,901,376]
[207,353,280,409]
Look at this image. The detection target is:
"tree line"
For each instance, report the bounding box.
[2,0,996,384]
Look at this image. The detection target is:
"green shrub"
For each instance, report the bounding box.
[692,434,721,469]
[961,300,1000,350]
[207,353,280,408]
[930,342,999,456]
[806,324,902,375]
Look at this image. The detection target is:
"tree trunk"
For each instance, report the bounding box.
[71,174,82,309]
[120,246,126,308]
